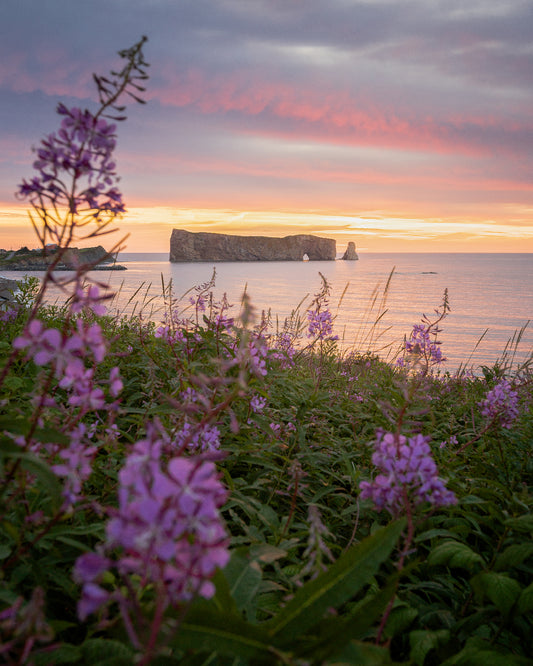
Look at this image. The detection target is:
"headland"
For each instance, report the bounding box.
[0,245,126,271]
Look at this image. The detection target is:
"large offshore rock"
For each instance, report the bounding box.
[169,230,336,262]
[341,242,359,260]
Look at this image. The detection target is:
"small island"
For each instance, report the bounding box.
[169,229,358,262]
[0,245,126,271]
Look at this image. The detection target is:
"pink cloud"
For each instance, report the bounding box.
[150,68,531,156]
[118,147,531,201]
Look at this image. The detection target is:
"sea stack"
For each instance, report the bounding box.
[341,242,359,260]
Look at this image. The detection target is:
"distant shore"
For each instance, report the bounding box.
[0,245,127,272]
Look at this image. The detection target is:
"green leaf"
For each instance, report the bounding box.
[517,582,533,615]
[0,416,29,435]
[208,567,239,616]
[250,543,287,563]
[265,518,406,646]
[471,572,522,618]
[171,607,275,662]
[384,603,418,638]
[34,426,70,446]
[294,577,399,662]
[81,639,134,665]
[494,543,533,571]
[32,644,83,665]
[440,638,532,665]
[2,376,25,391]
[428,540,485,571]
[2,449,63,511]
[223,550,262,615]
[409,629,450,666]
[505,514,533,534]
[55,535,94,551]
[415,528,458,543]
[333,639,393,664]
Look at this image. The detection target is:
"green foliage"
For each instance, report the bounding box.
[0,287,532,665]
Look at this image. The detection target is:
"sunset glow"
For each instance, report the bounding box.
[1,1,532,253]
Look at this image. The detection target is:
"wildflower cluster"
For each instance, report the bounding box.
[18,104,123,216]
[228,333,269,378]
[360,430,457,516]
[75,422,229,620]
[397,293,449,373]
[175,421,221,453]
[9,284,122,507]
[307,306,338,341]
[13,306,121,414]
[271,330,297,366]
[479,378,519,429]
[401,322,445,368]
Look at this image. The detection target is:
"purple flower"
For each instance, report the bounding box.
[440,434,458,449]
[271,331,297,366]
[189,294,206,312]
[51,423,97,508]
[307,307,338,341]
[155,324,186,345]
[66,371,106,411]
[109,446,229,600]
[0,306,19,322]
[248,336,268,376]
[479,378,519,428]
[71,283,108,316]
[17,104,124,216]
[215,313,234,330]
[74,422,230,618]
[14,318,107,377]
[175,422,221,453]
[360,430,456,516]
[250,394,267,413]
[74,552,111,585]
[404,323,445,366]
[73,552,113,620]
[108,366,123,398]
[231,335,269,377]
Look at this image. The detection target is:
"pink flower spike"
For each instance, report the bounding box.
[109,366,123,397]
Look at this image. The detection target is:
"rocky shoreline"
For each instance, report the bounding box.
[0,264,127,271]
[0,245,127,271]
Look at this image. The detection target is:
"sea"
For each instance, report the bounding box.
[8,253,533,373]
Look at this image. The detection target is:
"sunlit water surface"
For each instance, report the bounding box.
[10,253,533,372]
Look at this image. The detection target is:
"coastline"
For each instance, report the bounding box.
[0,264,127,271]
[0,244,127,272]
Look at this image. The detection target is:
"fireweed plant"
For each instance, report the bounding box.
[1,41,533,666]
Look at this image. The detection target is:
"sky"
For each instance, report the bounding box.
[1,0,532,253]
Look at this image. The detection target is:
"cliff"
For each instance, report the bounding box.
[0,245,126,271]
[169,230,337,262]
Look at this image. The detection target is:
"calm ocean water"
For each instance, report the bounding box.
[10,253,533,371]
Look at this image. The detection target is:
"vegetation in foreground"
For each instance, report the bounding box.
[1,37,532,666]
